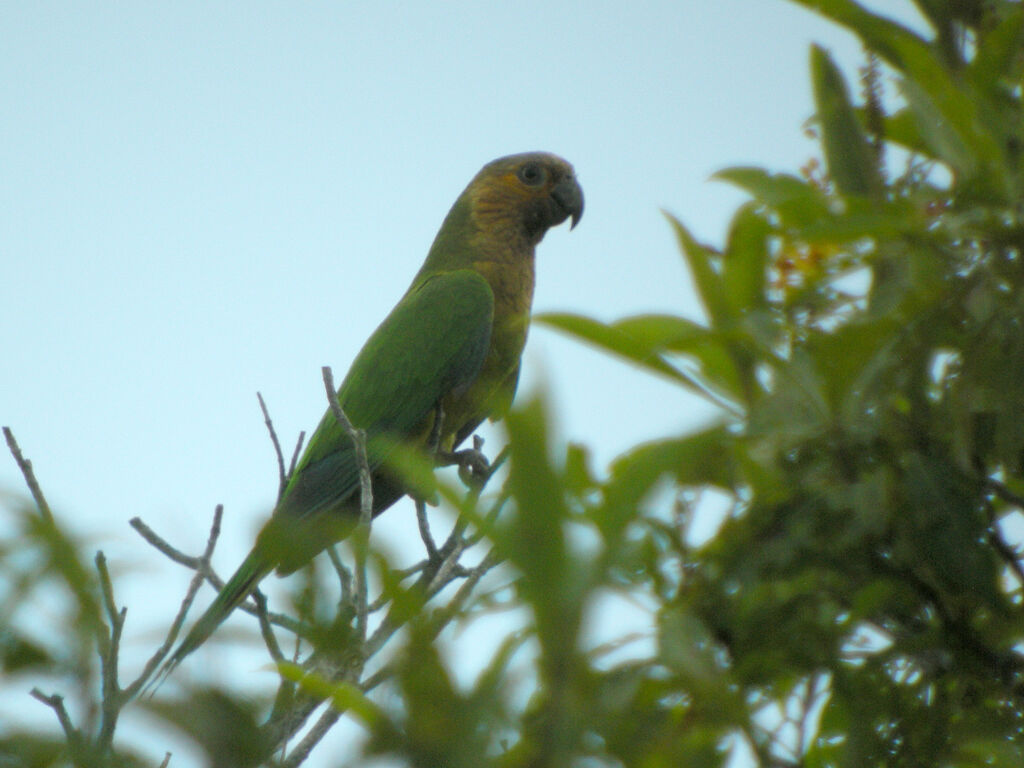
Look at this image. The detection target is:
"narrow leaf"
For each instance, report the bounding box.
[811,45,883,197]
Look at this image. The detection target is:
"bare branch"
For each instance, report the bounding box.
[252,588,286,666]
[425,548,501,639]
[258,392,289,500]
[327,545,353,608]
[30,689,79,745]
[129,505,223,697]
[130,516,204,570]
[415,498,439,561]
[94,552,127,748]
[321,366,373,525]
[279,706,342,768]
[321,365,373,640]
[289,431,306,478]
[4,427,54,523]
[130,513,304,641]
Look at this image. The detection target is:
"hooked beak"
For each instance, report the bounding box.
[551,175,584,230]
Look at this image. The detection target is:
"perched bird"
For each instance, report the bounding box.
[157,152,583,680]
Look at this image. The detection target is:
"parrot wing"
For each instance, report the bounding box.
[277,269,494,521]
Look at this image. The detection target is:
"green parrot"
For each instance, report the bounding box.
[157,152,583,680]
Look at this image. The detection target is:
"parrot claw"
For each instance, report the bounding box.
[438,435,490,487]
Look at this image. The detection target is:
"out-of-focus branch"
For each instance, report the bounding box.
[129,513,303,639]
[94,552,126,749]
[258,392,289,500]
[4,426,53,523]
[30,689,80,747]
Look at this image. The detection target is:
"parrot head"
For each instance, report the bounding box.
[468,152,583,246]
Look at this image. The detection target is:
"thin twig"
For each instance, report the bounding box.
[320,366,373,524]
[251,588,286,665]
[130,515,303,638]
[327,546,353,608]
[94,552,126,748]
[129,506,223,697]
[415,498,439,560]
[321,366,373,640]
[30,689,79,744]
[279,706,343,768]
[289,431,306,477]
[425,549,501,639]
[130,517,204,569]
[258,392,288,500]
[4,427,54,523]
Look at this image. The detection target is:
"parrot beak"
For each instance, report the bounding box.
[552,176,584,230]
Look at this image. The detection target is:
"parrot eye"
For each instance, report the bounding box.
[517,162,546,186]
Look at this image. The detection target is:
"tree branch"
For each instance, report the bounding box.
[258,391,289,501]
[321,366,373,640]
[4,426,54,523]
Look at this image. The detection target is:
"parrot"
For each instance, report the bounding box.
[155,152,583,682]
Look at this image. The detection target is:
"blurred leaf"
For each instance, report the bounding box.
[665,212,732,326]
[279,661,388,729]
[0,631,52,673]
[0,733,64,768]
[145,689,268,768]
[811,44,883,197]
[900,74,976,178]
[658,606,720,682]
[797,0,1009,197]
[722,204,770,315]
[970,7,1024,92]
[714,166,830,227]
[537,311,737,405]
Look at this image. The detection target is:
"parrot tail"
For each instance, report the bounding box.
[145,550,273,695]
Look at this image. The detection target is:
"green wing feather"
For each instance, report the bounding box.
[278,269,494,520]
[155,269,494,682]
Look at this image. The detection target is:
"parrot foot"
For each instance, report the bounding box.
[438,435,490,486]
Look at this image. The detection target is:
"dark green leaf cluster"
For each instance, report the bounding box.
[534,1,1024,764]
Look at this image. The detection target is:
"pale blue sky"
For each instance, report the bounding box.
[2,1,924,764]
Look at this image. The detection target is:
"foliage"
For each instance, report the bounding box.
[4,1,1024,766]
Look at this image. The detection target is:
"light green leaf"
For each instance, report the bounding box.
[723,204,770,315]
[664,211,732,326]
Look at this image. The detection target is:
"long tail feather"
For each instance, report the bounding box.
[146,550,273,694]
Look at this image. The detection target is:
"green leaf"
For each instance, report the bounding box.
[664,211,732,326]
[877,106,929,155]
[613,313,745,401]
[722,204,770,315]
[537,311,737,405]
[658,606,720,681]
[748,348,831,446]
[599,427,736,540]
[970,7,1024,93]
[811,45,883,197]
[796,0,1010,198]
[146,688,269,768]
[279,662,387,728]
[500,396,571,611]
[714,166,831,228]
[0,631,52,672]
[805,316,901,426]
[900,74,976,178]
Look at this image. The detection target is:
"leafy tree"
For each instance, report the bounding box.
[4,1,1024,766]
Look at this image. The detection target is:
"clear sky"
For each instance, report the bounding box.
[1,1,924,764]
